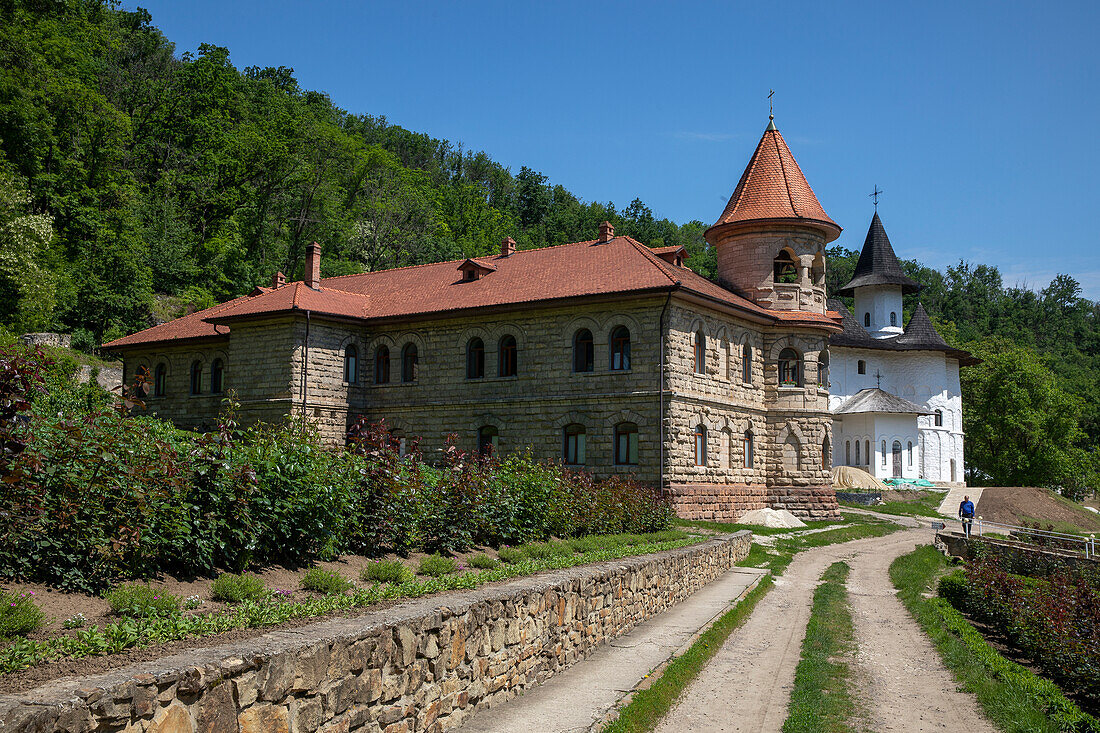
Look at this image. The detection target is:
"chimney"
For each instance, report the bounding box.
[597,221,614,243]
[272,271,286,289]
[500,236,516,257]
[304,242,321,289]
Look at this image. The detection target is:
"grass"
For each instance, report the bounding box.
[497,546,524,564]
[603,513,904,733]
[467,553,499,570]
[0,590,45,639]
[889,545,1098,733]
[674,517,843,536]
[105,584,181,618]
[299,567,354,594]
[839,491,944,518]
[211,573,267,603]
[417,554,457,577]
[782,562,860,732]
[603,576,774,733]
[361,559,411,583]
[1,533,707,676]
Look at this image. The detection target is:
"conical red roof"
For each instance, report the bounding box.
[708,121,840,241]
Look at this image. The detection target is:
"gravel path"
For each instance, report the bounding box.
[654,527,996,733]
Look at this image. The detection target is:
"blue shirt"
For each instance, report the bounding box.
[959,500,975,517]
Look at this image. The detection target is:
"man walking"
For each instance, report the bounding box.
[958,495,975,538]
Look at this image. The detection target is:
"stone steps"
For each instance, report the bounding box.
[937,486,983,517]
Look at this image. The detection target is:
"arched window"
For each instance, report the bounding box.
[857,360,866,375]
[818,350,829,387]
[778,348,800,387]
[742,344,752,384]
[890,311,898,327]
[864,312,871,327]
[210,358,224,394]
[694,425,707,466]
[374,346,390,384]
[610,326,631,371]
[934,409,944,427]
[477,425,498,456]
[498,335,517,377]
[845,440,851,466]
[865,440,870,465]
[401,343,418,383]
[563,424,586,465]
[573,329,594,373]
[693,331,706,375]
[743,430,754,468]
[467,338,485,379]
[855,440,861,464]
[614,422,638,465]
[881,440,887,467]
[154,363,167,397]
[892,440,902,477]
[190,361,202,395]
[344,345,359,384]
[773,249,798,283]
[907,441,913,466]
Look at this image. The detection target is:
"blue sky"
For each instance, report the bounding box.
[130,0,1100,299]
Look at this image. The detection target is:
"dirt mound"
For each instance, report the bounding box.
[976,487,1100,532]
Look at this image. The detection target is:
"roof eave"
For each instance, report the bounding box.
[705,216,842,244]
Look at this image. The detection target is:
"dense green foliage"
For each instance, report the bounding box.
[0,347,672,593]
[210,572,267,603]
[0,0,711,343]
[893,545,1099,733]
[0,590,44,639]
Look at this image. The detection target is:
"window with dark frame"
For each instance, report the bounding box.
[934,409,943,427]
[189,361,202,395]
[742,344,752,383]
[154,363,167,397]
[344,345,359,384]
[573,329,594,372]
[498,335,517,377]
[467,338,485,379]
[743,430,754,467]
[694,331,706,375]
[477,426,498,456]
[610,326,631,371]
[374,346,390,384]
[210,358,224,394]
[857,360,866,375]
[778,348,800,386]
[563,424,586,465]
[614,422,638,465]
[694,425,707,466]
[401,343,418,383]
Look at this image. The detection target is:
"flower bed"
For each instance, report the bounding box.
[939,553,1100,715]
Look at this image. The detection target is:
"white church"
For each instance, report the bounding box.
[827,212,977,485]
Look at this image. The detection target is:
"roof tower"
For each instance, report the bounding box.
[837,212,922,296]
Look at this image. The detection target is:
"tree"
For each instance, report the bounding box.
[0,166,55,332]
[961,340,1097,497]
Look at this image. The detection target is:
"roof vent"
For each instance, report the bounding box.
[272,271,286,289]
[500,236,516,257]
[597,221,614,243]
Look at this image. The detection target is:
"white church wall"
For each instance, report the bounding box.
[853,286,904,338]
[830,346,965,484]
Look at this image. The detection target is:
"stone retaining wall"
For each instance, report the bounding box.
[0,533,751,733]
[669,483,840,521]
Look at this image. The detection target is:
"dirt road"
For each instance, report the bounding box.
[653,527,995,733]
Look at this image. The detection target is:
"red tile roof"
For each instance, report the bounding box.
[104,236,839,350]
[709,122,840,242]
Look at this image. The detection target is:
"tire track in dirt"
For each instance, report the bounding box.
[653,527,995,733]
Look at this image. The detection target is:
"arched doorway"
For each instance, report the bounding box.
[892,440,903,478]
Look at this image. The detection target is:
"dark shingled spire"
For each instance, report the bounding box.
[836,212,922,296]
[894,303,948,349]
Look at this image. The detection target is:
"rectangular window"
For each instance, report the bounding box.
[563,430,586,465]
[615,425,638,465]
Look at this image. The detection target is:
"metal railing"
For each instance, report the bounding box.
[959,517,1098,559]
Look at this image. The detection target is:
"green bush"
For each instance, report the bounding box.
[211,573,267,603]
[521,542,554,559]
[936,569,968,609]
[300,568,353,594]
[106,584,180,618]
[497,546,524,564]
[417,554,457,577]
[0,590,44,638]
[467,553,499,569]
[361,559,410,584]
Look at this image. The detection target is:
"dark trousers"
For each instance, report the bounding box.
[961,516,973,537]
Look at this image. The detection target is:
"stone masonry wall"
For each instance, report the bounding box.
[710,224,828,313]
[0,533,752,733]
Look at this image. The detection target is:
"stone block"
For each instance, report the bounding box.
[238,704,289,733]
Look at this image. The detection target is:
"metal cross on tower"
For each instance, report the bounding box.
[874,369,884,389]
[870,185,883,210]
[768,89,775,119]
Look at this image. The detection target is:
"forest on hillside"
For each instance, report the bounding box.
[0,0,1097,491]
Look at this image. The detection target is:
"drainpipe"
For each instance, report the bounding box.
[300,310,311,426]
[658,284,680,494]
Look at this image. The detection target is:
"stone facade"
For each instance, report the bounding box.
[0,533,751,733]
[711,224,828,313]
